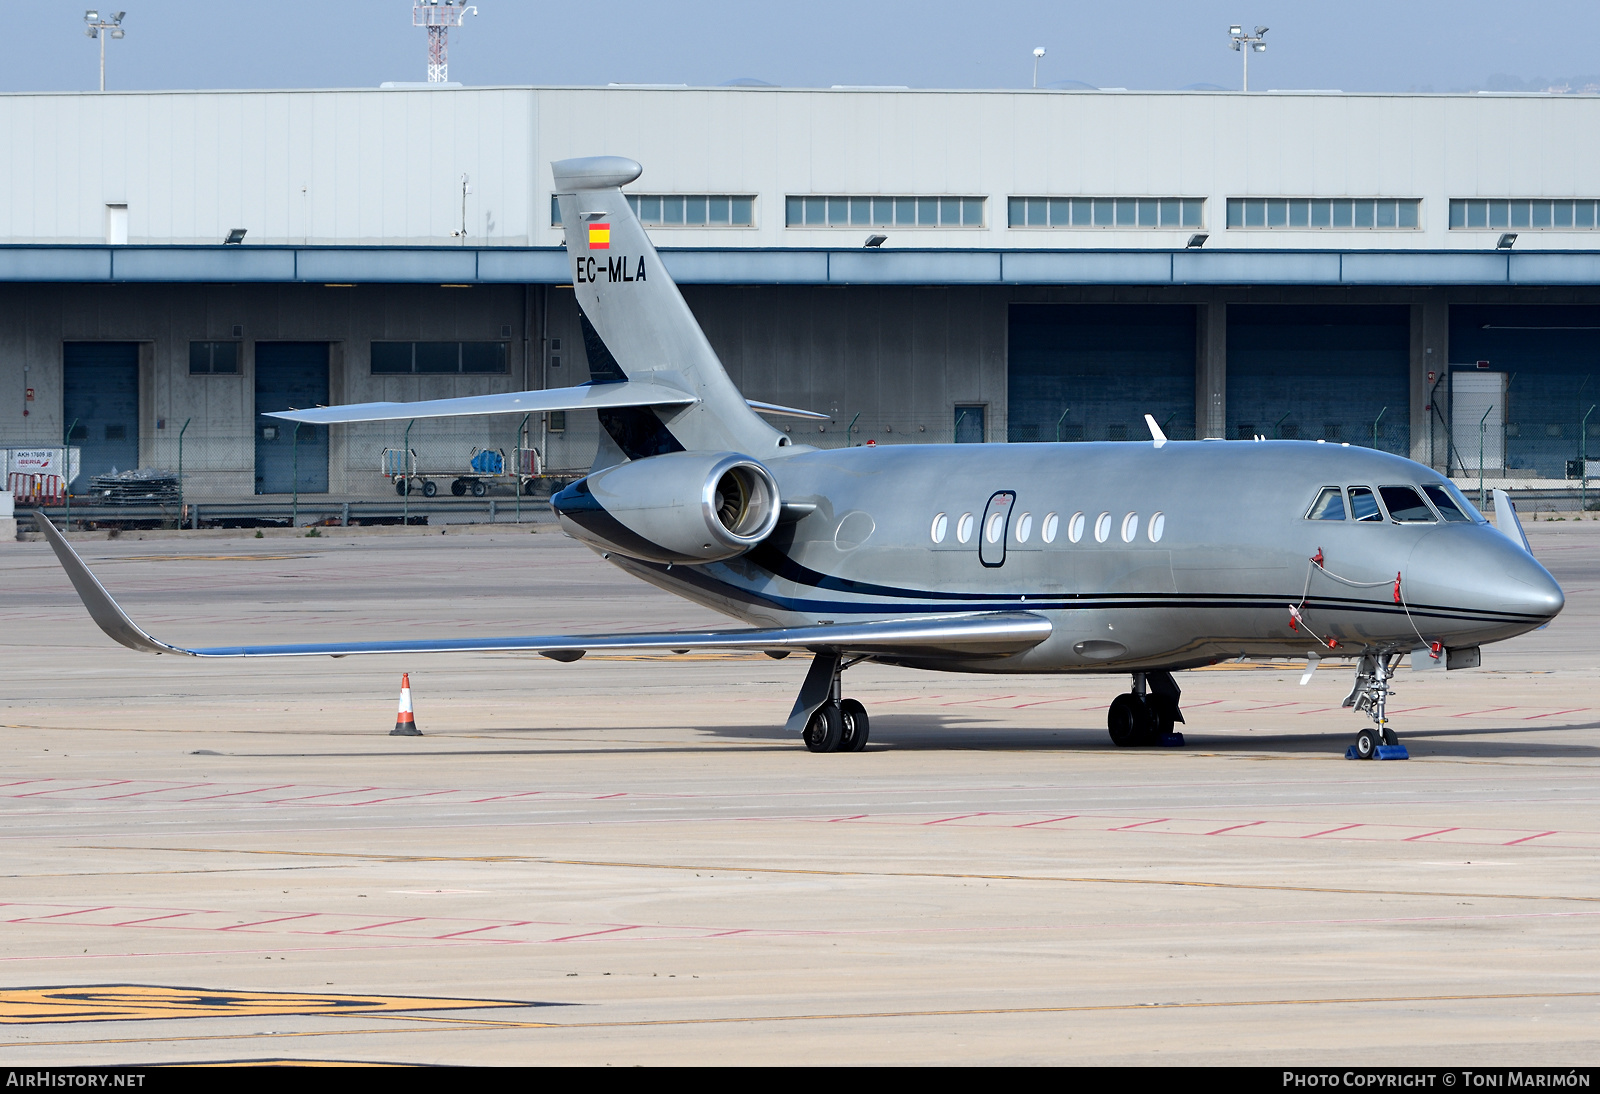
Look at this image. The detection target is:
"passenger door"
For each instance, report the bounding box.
[979,491,1015,567]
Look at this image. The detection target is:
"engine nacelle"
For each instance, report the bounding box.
[551,451,781,564]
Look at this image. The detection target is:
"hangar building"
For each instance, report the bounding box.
[2,84,1599,501]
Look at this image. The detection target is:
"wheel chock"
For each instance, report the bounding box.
[1159,732,1185,747]
[1375,744,1409,760]
[1345,745,1360,760]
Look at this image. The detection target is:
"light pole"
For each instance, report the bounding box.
[1228,24,1267,91]
[1032,47,1046,89]
[83,11,127,92]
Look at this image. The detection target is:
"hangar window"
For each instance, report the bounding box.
[1450,199,1600,230]
[550,194,756,227]
[371,342,508,375]
[1226,198,1420,230]
[785,195,985,228]
[189,341,240,375]
[1008,197,1202,229]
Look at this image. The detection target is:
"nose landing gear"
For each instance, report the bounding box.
[1107,671,1186,748]
[791,651,872,754]
[1343,651,1409,760]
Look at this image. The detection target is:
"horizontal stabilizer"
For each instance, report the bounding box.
[34,514,1051,661]
[746,399,830,421]
[264,380,698,426]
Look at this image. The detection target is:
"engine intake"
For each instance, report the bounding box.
[552,451,781,564]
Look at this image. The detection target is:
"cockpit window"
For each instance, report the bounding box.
[1348,486,1383,522]
[1379,485,1436,523]
[1306,487,1346,520]
[1422,483,1472,523]
[1428,480,1486,523]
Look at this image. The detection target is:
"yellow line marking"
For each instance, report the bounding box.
[5,990,1599,1048]
[0,985,529,1025]
[87,846,1600,905]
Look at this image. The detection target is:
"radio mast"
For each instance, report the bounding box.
[413,2,479,84]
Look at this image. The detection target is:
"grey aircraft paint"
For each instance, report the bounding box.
[36,155,1565,757]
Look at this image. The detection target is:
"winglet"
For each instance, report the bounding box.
[1144,413,1168,447]
[1491,488,1533,553]
[31,513,187,656]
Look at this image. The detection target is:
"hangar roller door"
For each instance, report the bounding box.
[63,342,140,491]
[1227,306,1409,452]
[1008,304,1197,442]
[254,342,329,495]
[1449,305,1600,480]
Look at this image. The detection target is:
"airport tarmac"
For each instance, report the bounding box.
[1,518,1598,1066]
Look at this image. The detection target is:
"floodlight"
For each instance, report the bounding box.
[1186,233,1209,248]
[110,28,123,38]
[1496,233,1517,249]
[85,10,99,21]
[224,228,248,245]
[1033,47,1045,58]
[1229,24,1241,35]
[113,11,125,21]
[1252,42,1265,52]
[1256,26,1268,34]
[864,234,887,248]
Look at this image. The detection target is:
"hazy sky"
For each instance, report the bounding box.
[8,0,1598,95]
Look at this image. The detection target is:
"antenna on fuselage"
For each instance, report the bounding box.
[1144,413,1168,448]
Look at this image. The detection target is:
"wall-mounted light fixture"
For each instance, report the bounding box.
[864,234,887,248]
[223,228,247,245]
[1496,233,1517,250]
[1187,233,1209,248]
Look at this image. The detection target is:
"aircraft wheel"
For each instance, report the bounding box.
[1355,727,1381,760]
[395,479,409,496]
[1147,694,1178,738]
[451,479,467,497]
[421,480,438,498]
[471,480,488,498]
[1108,693,1153,747]
[838,698,870,752]
[1381,727,1399,748]
[803,702,844,753]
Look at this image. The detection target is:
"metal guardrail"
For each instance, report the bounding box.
[21,496,554,531]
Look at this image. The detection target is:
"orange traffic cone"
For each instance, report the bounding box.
[391,673,422,736]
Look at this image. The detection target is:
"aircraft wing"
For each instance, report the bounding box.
[34,514,1051,661]
[263,380,698,425]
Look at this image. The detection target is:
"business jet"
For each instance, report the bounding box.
[34,156,1564,759]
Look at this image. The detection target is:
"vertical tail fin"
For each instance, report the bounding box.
[552,157,785,459]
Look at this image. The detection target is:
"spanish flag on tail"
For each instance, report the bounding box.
[588,223,610,250]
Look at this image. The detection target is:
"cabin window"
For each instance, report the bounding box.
[930,512,948,543]
[1067,511,1086,543]
[1121,512,1139,542]
[1094,512,1113,543]
[956,512,975,544]
[1014,512,1033,543]
[1421,484,1472,523]
[1380,486,1436,522]
[1306,487,1347,520]
[1148,512,1165,542]
[1348,486,1383,522]
[1041,512,1060,543]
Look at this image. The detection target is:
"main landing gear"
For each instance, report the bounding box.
[1107,671,1186,748]
[1343,651,1407,760]
[790,651,871,753]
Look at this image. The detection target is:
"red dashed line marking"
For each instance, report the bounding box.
[1403,828,1459,842]
[1503,831,1558,846]
[924,813,988,826]
[13,781,130,798]
[1452,707,1515,718]
[97,783,211,801]
[1112,818,1170,831]
[1305,824,1362,838]
[1525,708,1589,721]
[220,914,318,932]
[1014,815,1079,828]
[1207,821,1265,835]
[179,784,296,802]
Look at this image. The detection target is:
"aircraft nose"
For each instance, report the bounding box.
[1410,526,1564,630]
